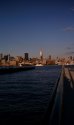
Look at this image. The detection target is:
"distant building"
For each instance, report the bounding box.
[40,50,43,60]
[0,53,3,60]
[9,60,17,66]
[9,56,15,61]
[43,58,46,65]
[4,55,9,61]
[8,54,10,61]
[15,56,23,62]
[1,59,6,65]
[24,53,29,60]
[4,54,10,62]
[49,55,51,60]
[69,56,72,60]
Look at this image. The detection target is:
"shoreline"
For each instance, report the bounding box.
[0,65,35,74]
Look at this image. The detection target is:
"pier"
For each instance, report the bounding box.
[43,65,74,125]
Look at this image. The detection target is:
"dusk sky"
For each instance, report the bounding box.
[0,0,74,58]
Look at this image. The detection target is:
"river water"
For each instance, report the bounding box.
[0,65,61,124]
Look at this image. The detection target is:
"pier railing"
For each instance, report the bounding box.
[42,66,64,125]
[68,67,74,88]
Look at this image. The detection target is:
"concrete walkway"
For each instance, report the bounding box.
[70,70,74,81]
[62,67,74,125]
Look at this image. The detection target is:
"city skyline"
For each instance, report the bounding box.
[0,0,74,57]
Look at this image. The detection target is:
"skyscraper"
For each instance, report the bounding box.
[24,53,29,60]
[40,50,43,60]
[0,53,3,60]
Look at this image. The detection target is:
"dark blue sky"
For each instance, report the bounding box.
[0,0,74,58]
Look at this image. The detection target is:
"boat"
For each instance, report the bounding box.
[35,64,43,66]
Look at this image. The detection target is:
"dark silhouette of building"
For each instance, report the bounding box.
[24,53,29,60]
[49,55,51,60]
[4,54,10,61]
[0,53,3,60]
[4,55,8,61]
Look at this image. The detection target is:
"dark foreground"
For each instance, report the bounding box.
[0,65,74,125]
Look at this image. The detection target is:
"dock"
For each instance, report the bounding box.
[42,65,74,125]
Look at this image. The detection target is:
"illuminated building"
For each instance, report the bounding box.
[40,50,43,60]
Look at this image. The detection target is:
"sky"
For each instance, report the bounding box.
[0,0,74,58]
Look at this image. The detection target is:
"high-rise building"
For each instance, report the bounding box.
[4,54,10,61]
[8,54,10,61]
[24,53,29,60]
[69,56,72,60]
[4,55,8,61]
[49,55,51,60]
[40,50,43,60]
[0,53,3,60]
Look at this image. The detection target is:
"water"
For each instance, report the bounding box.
[0,65,62,124]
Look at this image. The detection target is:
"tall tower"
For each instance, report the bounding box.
[8,54,10,61]
[0,53,3,60]
[40,50,43,60]
[24,53,29,60]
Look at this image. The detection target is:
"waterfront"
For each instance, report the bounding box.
[0,65,61,124]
